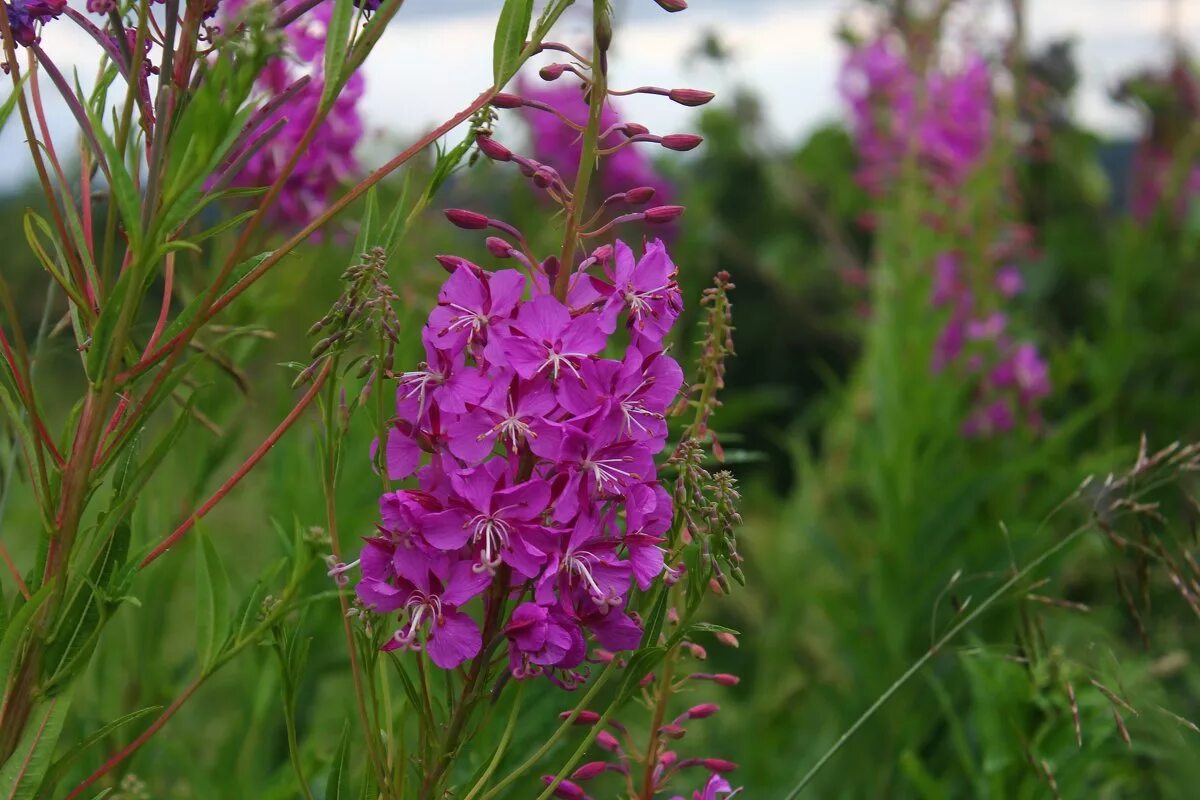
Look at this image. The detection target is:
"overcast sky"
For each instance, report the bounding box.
[0,0,1185,188]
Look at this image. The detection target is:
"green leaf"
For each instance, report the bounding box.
[0,73,29,134]
[685,622,741,636]
[324,720,352,800]
[492,0,534,87]
[43,520,132,694]
[43,705,162,784]
[0,693,72,800]
[0,584,54,700]
[323,0,356,104]
[195,529,231,671]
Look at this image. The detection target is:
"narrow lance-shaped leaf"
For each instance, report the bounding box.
[493,0,534,87]
[196,529,231,671]
[0,693,73,800]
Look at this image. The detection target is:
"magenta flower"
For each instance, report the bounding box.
[421,461,551,578]
[427,265,525,352]
[357,550,489,669]
[558,349,683,445]
[594,239,683,343]
[488,295,607,387]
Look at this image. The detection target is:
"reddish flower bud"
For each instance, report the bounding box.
[686,642,707,660]
[661,133,703,152]
[715,631,739,648]
[596,730,622,752]
[702,759,737,773]
[659,723,687,739]
[659,751,679,768]
[434,255,472,273]
[540,62,568,81]
[485,237,514,258]
[571,761,610,781]
[638,671,656,687]
[623,186,656,204]
[561,710,602,725]
[476,135,512,161]
[444,208,489,229]
[654,0,688,10]
[689,672,741,686]
[645,205,685,224]
[491,92,524,109]
[590,244,613,261]
[622,122,650,137]
[541,777,588,800]
[687,703,720,719]
[668,88,715,107]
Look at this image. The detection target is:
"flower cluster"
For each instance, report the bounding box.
[930,248,1051,435]
[4,0,65,47]
[840,36,992,195]
[352,235,684,678]
[225,0,364,228]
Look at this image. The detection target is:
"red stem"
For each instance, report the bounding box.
[0,326,65,468]
[138,361,332,569]
[63,676,203,800]
[0,541,30,600]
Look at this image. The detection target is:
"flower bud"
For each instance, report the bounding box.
[686,642,707,660]
[435,254,471,273]
[654,0,688,10]
[571,762,610,781]
[645,205,685,224]
[715,631,739,648]
[638,671,656,687]
[540,63,568,81]
[485,237,514,258]
[596,730,621,752]
[689,672,740,686]
[541,777,588,800]
[476,135,512,162]
[561,710,601,725]
[668,88,715,107]
[622,122,650,137]
[659,723,687,739]
[444,208,489,229]
[702,759,737,773]
[491,92,524,109]
[661,133,703,152]
[624,186,656,205]
[590,244,613,261]
[687,703,720,719]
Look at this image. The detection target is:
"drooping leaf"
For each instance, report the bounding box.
[43,705,162,784]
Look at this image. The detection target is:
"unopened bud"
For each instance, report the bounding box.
[561,710,602,725]
[689,672,741,687]
[686,642,707,660]
[638,671,656,687]
[540,63,568,81]
[485,237,514,258]
[666,607,681,625]
[590,244,613,261]
[624,186,656,204]
[540,777,588,800]
[645,205,685,224]
[668,88,715,106]
[476,135,512,161]
[445,208,489,229]
[435,254,471,273]
[596,730,621,752]
[654,0,688,10]
[659,723,687,739]
[702,758,737,773]
[491,92,523,108]
[572,762,610,781]
[715,631,739,648]
[661,133,703,152]
[687,703,720,719]
[622,122,650,137]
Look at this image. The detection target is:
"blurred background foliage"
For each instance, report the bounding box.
[5,6,1200,798]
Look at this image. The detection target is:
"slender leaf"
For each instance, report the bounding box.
[493,0,534,86]
[0,693,72,800]
[195,530,231,671]
[325,721,352,800]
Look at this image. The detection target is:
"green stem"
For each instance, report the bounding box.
[462,683,526,800]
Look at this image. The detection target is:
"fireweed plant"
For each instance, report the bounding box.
[841,30,1051,436]
[0,0,745,796]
